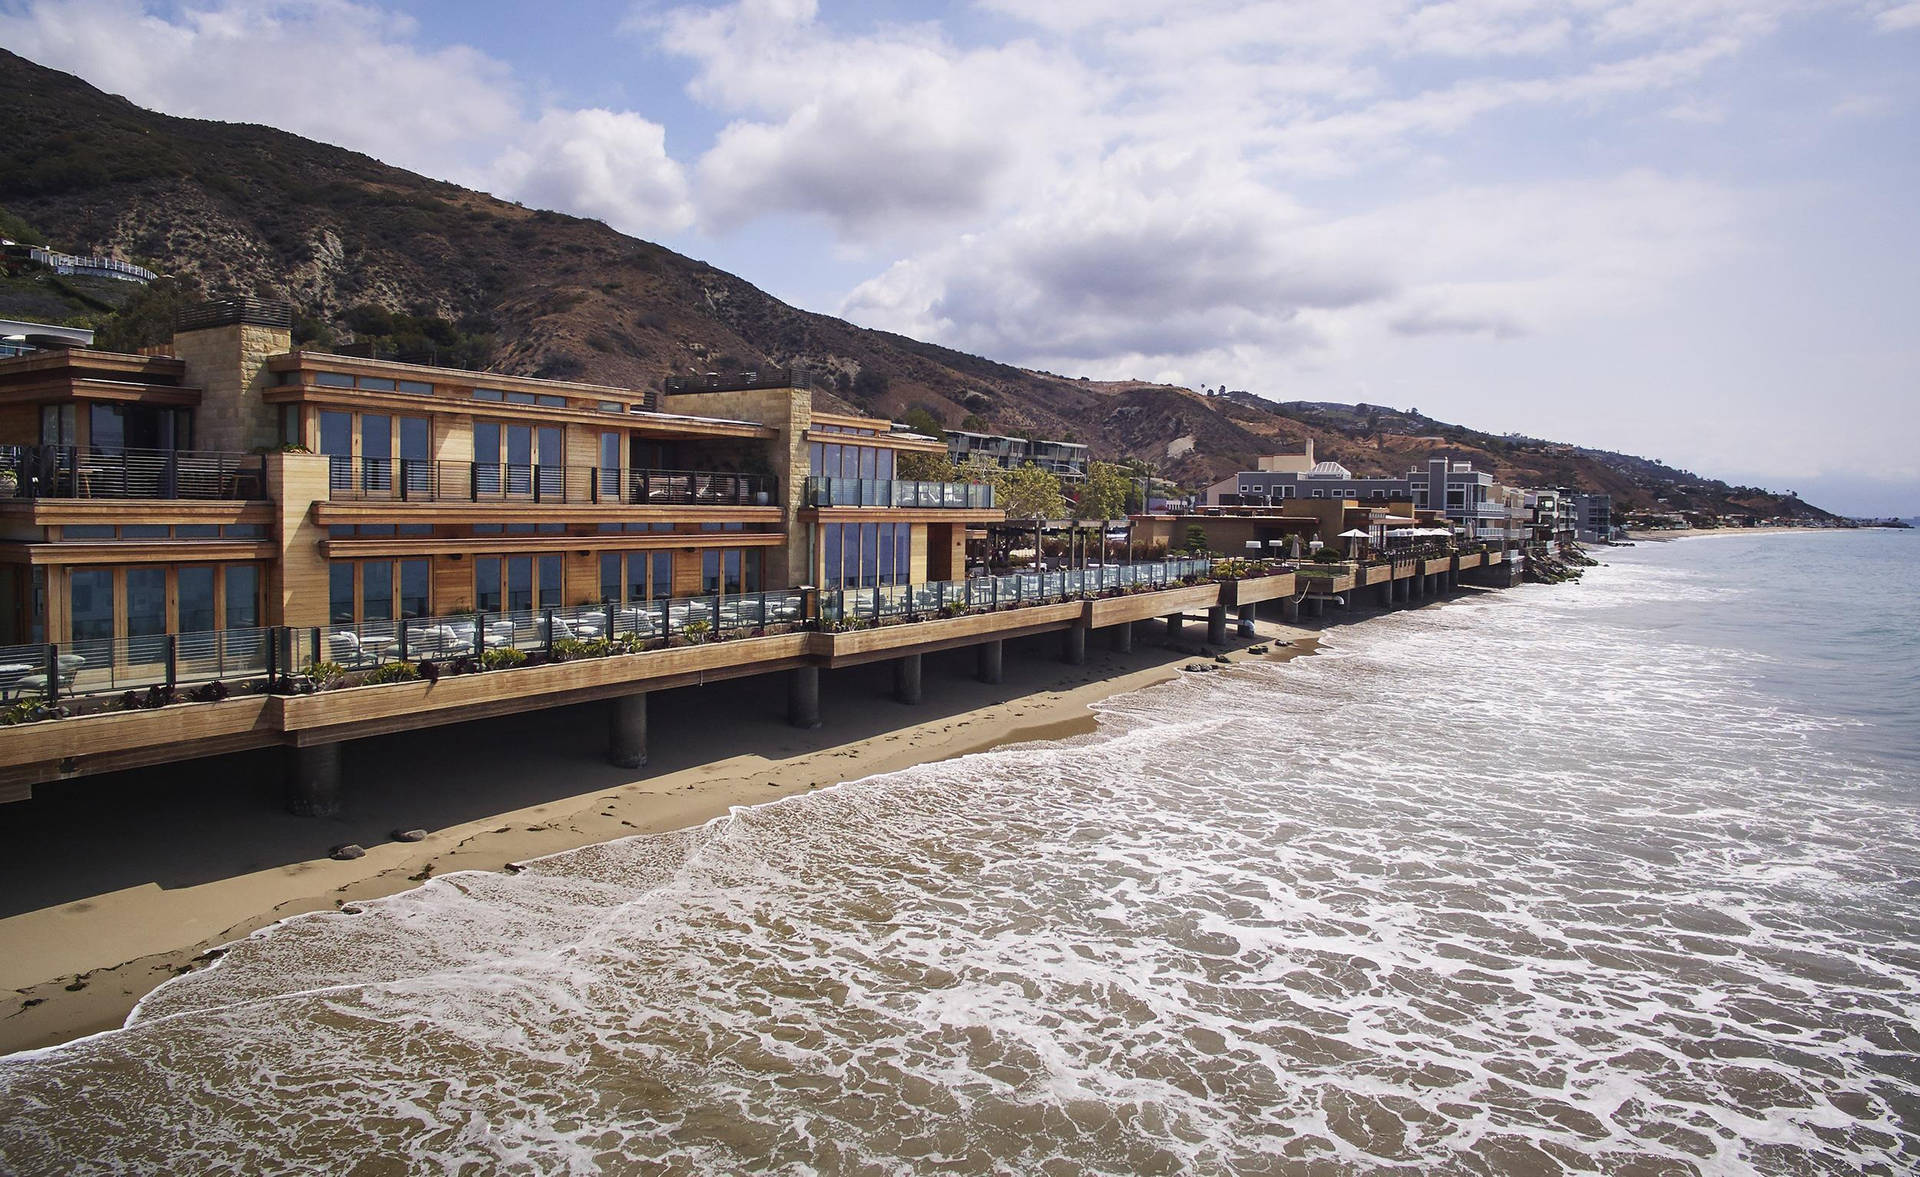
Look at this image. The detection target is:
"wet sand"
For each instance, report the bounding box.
[2,618,1318,1056]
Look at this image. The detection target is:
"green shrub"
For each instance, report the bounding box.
[0,700,48,726]
[310,660,346,689]
[480,647,527,671]
[681,619,713,642]
[364,661,421,685]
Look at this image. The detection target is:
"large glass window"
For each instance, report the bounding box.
[506,556,533,612]
[329,562,355,625]
[536,427,562,499]
[651,552,671,600]
[361,561,393,622]
[702,549,720,595]
[859,447,876,480]
[745,549,763,593]
[505,425,532,496]
[225,565,260,629]
[875,449,894,481]
[69,569,113,643]
[362,414,392,493]
[475,421,501,495]
[601,553,622,603]
[861,523,880,587]
[600,432,621,502]
[538,555,561,608]
[895,524,911,583]
[476,558,501,613]
[824,524,841,588]
[177,567,216,632]
[723,550,742,595]
[399,417,430,496]
[399,560,429,619]
[126,568,167,658]
[320,410,353,494]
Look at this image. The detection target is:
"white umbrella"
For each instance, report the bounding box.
[1336,528,1370,539]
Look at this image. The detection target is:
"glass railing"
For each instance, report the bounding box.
[0,560,1220,707]
[802,477,994,509]
[0,628,275,703]
[818,558,1213,626]
[0,445,268,501]
[324,459,769,506]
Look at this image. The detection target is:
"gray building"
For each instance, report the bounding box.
[947,429,1088,479]
[1573,493,1613,542]
[1216,456,1507,538]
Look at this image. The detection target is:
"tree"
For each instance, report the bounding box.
[1183,524,1211,554]
[900,405,946,439]
[92,275,204,352]
[898,451,959,481]
[1074,460,1131,521]
[991,462,1066,520]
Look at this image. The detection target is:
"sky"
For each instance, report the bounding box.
[3,0,1916,515]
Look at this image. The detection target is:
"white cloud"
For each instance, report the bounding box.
[1873,0,1920,30]
[0,0,695,237]
[489,109,694,235]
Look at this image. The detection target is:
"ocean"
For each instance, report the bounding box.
[2,530,1916,1174]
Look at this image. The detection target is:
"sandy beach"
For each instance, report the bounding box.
[1,614,1321,1056]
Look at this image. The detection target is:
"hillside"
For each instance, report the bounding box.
[0,49,1824,521]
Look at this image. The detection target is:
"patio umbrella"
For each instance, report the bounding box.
[1336,529,1370,539]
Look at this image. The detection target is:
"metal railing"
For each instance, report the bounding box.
[324,458,768,506]
[0,445,268,501]
[803,477,995,509]
[0,628,274,704]
[0,559,1220,710]
[820,558,1212,625]
[663,368,811,394]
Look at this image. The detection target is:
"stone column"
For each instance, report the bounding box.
[608,692,647,769]
[893,653,923,704]
[1206,605,1228,646]
[1281,597,1299,622]
[1110,622,1133,653]
[285,742,342,818]
[1062,622,1087,665]
[788,666,822,729]
[976,639,1003,685]
[1236,604,1256,635]
[1166,612,1185,639]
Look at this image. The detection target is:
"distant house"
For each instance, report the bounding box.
[946,429,1088,479]
[1208,442,1505,538]
[2,241,155,285]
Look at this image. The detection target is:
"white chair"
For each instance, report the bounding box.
[326,631,375,667]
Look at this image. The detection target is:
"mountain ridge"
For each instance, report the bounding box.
[0,48,1826,522]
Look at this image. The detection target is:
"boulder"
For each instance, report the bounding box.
[392,828,428,843]
[330,843,366,861]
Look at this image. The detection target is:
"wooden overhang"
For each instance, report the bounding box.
[0,500,274,527]
[0,377,201,406]
[321,531,787,559]
[312,502,784,527]
[0,540,278,566]
[0,348,187,384]
[266,351,776,441]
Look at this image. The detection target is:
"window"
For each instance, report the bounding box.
[399,560,429,619]
[601,553,622,603]
[225,565,260,629]
[320,410,353,493]
[538,555,561,609]
[69,569,113,643]
[176,525,220,539]
[126,567,167,654]
[476,558,501,612]
[362,414,392,492]
[223,524,269,539]
[315,371,354,388]
[506,556,533,612]
[177,567,216,632]
[329,563,355,624]
[702,549,720,595]
[361,561,394,622]
[397,379,433,396]
[123,525,168,539]
[399,416,430,495]
[358,376,396,393]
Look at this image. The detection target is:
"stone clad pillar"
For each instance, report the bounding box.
[1206,606,1228,646]
[893,653,923,704]
[1236,603,1256,635]
[608,692,647,769]
[1166,612,1185,639]
[1062,622,1087,665]
[788,666,822,729]
[977,639,1003,684]
[285,742,342,817]
[1110,622,1133,653]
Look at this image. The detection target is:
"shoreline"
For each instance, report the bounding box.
[2,617,1320,1057]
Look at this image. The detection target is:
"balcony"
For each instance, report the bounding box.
[803,477,995,509]
[324,459,769,507]
[0,445,267,501]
